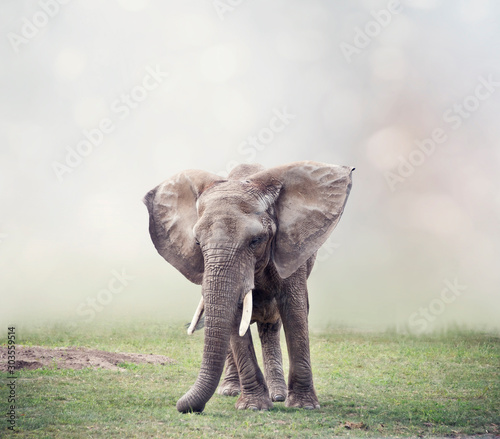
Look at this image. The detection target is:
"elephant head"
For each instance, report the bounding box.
[143,161,353,412]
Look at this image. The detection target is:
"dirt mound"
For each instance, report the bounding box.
[0,346,174,372]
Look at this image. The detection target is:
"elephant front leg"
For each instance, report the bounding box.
[278,286,320,409]
[257,320,287,402]
[230,328,273,410]
[217,350,241,396]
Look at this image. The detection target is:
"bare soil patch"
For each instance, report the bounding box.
[0,345,174,372]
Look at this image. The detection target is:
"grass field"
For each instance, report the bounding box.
[1,320,499,438]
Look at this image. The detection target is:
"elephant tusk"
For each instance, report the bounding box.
[239,291,253,337]
[187,296,204,335]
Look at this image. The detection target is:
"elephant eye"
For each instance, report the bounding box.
[249,236,264,248]
[195,238,200,246]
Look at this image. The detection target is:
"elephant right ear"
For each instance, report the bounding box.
[143,170,222,285]
[249,161,353,279]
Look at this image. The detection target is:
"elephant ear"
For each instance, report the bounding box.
[250,161,354,279]
[143,170,222,285]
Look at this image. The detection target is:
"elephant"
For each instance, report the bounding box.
[143,161,353,413]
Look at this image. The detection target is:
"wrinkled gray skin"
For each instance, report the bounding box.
[144,161,353,413]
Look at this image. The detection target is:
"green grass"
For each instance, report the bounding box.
[1,320,499,438]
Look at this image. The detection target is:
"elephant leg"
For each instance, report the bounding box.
[278,285,320,409]
[257,320,287,402]
[230,328,273,410]
[217,349,241,396]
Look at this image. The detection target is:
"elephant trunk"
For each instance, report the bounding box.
[176,247,250,413]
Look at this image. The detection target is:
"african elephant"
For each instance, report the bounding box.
[143,161,353,413]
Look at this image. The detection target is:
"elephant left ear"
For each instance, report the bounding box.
[250,161,354,279]
[143,170,222,285]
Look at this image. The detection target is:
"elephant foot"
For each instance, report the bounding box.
[235,393,273,411]
[285,390,320,410]
[217,380,241,397]
[176,392,206,413]
[269,383,288,402]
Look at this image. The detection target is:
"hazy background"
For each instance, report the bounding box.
[1,0,499,333]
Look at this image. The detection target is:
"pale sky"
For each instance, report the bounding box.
[1,0,499,333]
